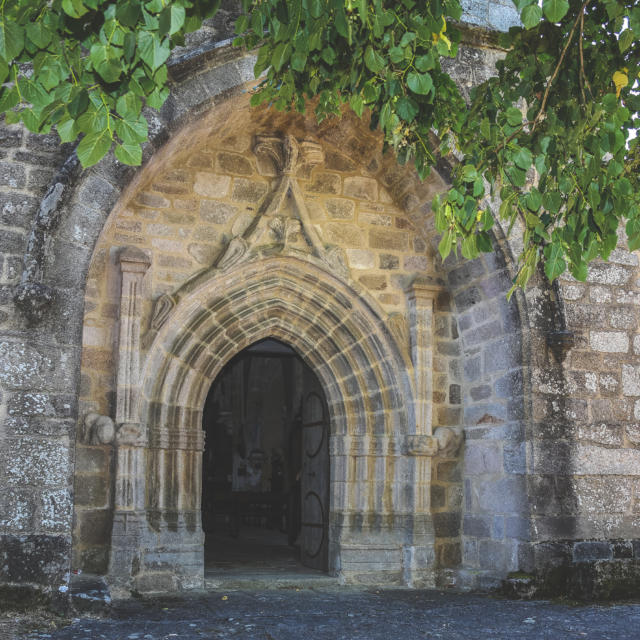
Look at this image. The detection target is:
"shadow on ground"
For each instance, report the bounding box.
[4,587,640,640]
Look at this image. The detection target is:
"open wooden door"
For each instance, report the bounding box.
[300,371,329,571]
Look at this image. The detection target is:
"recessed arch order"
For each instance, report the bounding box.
[122,254,438,591]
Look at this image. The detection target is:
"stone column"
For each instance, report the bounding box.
[406,278,440,438]
[402,279,442,587]
[109,247,151,594]
[115,247,150,426]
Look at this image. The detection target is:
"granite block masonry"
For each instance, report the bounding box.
[1,0,640,605]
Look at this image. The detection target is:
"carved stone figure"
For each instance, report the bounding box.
[82,413,116,445]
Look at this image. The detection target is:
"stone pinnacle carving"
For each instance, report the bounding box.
[253,134,324,176]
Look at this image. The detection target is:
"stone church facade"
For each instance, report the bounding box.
[2,0,640,605]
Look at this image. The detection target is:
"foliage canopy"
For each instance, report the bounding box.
[0,0,638,289]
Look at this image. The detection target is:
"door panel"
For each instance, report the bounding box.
[300,373,329,571]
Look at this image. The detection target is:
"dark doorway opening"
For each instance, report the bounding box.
[201,338,329,577]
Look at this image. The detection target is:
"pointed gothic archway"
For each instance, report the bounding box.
[200,337,331,575]
[106,254,443,592]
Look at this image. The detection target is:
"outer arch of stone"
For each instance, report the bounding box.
[23,41,551,591]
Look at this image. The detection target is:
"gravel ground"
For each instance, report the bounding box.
[4,588,640,640]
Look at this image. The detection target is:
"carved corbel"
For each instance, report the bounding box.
[82,412,115,445]
[404,428,463,458]
[433,426,464,458]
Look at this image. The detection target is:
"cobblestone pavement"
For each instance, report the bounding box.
[11,588,640,640]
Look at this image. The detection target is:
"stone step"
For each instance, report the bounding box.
[69,574,112,614]
[204,570,338,591]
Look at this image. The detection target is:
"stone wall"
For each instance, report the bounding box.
[0,126,78,606]
[1,1,640,604]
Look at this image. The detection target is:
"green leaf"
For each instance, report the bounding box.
[115,142,142,165]
[570,260,588,281]
[309,0,323,19]
[407,72,433,96]
[77,129,113,168]
[461,165,478,182]
[350,94,364,118]
[513,147,533,170]
[461,234,478,259]
[137,31,171,71]
[526,189,542,211]
[414,53,435,72]
[0,21,24,61]
[505,107,522,127]
[116,92,142,119]
[438,229,454,260]
[396,96,418,122]
[272,42,292,72]
[26,22,52,49]
[115,116,148,144]
[291,50,307,72]
[364,46,386,73]
[62,0,89,19]
[22,109,44,133]
[57,118,78,143]
[76,103,107,134]
[521,4,542,29]
[90,44,122,83]
[68,89,89,119]
[159,5,186,36]
[542,0,569,22]
[399,32,416,48]
[618,29,634,53]
[117,0,142,26]
[543,243,566,281]
[147,85,169,109]
[389,47,405,64]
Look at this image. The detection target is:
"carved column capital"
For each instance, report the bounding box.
[406,278,442,307]
[118,246,151,273]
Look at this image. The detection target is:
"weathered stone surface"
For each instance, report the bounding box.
[194,172,231,198]
[622,365,640,396]
[1,26,640,604]
[0,534,70,585]
[325,198,355,220]
[590,331,629,353]
[2,437,70,486]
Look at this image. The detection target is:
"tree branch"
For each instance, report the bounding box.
[532,0,591,133]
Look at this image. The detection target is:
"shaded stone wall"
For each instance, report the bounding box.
[527,244,640,598]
